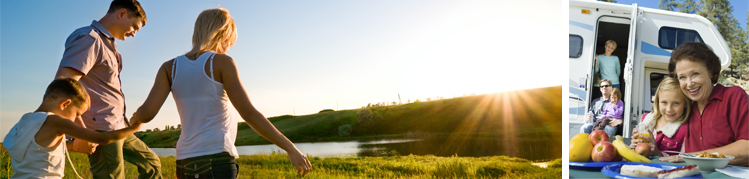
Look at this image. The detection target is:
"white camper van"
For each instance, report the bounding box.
[568,0,732,140]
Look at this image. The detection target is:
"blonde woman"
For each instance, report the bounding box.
[129,8,311,178]
[595,40,622,90]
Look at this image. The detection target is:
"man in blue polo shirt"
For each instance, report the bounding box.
[54,0,161,178]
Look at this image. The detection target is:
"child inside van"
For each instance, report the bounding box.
[592,88,624,137]
[3,78,142,178]
[631,77,691,156]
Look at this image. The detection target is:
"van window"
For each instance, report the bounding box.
[658,27,703,49]
[649,73,668,102]
[569,34,583,58]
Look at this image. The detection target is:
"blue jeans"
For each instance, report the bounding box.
[612,84,621,91]
[176,152,238,179]
[580,122,618,141]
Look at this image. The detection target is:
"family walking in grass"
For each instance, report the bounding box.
[3,0,310,178]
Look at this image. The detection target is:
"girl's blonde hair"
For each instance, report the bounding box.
[186,8,237,59]
[651,77,692,124]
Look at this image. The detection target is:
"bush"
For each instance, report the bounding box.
[338,124,353,137]
[319,109,335,113]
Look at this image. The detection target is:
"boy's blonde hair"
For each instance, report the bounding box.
[651,77,691,124]
[44,78,90,106]
[186,8,237,59]
[606,40,617,50]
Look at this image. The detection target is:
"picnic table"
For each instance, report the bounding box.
[569,156,749,178]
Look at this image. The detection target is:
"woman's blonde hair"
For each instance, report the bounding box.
[606,40,617,50]
[186,8,237,59]
[651,77,692,124]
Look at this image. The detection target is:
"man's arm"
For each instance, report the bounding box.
[55,67,84,80]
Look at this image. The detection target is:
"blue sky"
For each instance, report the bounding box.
[1,0,566,141]
[615,0,749,30]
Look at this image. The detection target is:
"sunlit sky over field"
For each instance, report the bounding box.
[1,0,565,141]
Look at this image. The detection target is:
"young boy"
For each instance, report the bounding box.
[3,78,142,178]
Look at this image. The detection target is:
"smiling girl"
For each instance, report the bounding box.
[631,77,691,156]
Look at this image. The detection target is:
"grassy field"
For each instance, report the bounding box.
[138,86,563,148]
[1,144,561,178]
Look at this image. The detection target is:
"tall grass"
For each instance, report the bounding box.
[1,144,560,178]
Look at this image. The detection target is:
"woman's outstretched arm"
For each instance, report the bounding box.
[130,60,174,124]
[216,54,311,176]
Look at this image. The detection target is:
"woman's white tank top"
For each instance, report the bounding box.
[171,52,239,160]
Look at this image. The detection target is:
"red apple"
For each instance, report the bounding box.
[591,141,617,162]
[635,143,652,158]
[588,130,610,145]
[613,152,623,161]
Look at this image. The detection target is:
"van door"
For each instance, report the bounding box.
[622,4,639,138]
[642,68,669,115]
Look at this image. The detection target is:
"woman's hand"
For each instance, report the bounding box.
[288,149,311,176]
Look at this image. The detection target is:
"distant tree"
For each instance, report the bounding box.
[154,128,160,132]
[177,124,181,129]
[697,0,740,76]
[170,126,175,130]
[678,0,699,14]
[319,109,334,113]
[146,129,152,133]
[659,0,699,14]
[338,124,353,137]
[659,0,679,11]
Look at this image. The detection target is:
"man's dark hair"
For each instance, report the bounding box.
[44,78,90,106]
[668,42,721,84]
[107,0,147,26]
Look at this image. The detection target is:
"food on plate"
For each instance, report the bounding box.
[592,141,617,162]
[657,165,700,178]
[695,151,727,158]
[620,165,662,178]
[612,135,652,163]
[570,133,594,162]
[634,143,651,158]
[588,130,610,145]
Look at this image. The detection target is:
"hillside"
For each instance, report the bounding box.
[138,85,562,148]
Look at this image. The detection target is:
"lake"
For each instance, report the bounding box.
[150,137,561,161]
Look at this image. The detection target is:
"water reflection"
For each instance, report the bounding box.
[150,137,560,161]
[358,137,561,161]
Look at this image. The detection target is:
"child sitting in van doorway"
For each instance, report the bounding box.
[3,78,143,178]
[631,77,691,157]
[593,88,624,138]
[595,40,622,91]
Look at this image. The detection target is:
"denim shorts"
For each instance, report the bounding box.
[176,152,238,179]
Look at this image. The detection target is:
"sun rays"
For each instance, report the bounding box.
[442,86,562,157]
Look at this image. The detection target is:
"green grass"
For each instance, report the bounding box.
[1,144,561,178]
[139,86,563,148]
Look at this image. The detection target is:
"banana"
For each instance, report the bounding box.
[612,135,652,163]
